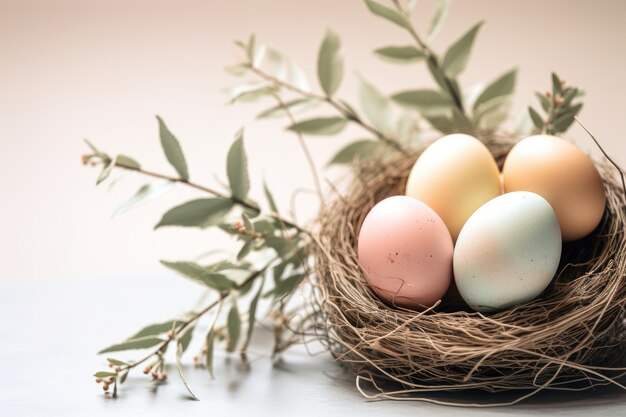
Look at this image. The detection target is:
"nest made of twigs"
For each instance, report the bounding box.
[312,132,626,406]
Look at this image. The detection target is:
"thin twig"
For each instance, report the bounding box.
[247,65,409,155]
[272,93,325,208]
[108,161,309,235]
[115,259,275,375]
[393,1,468,120]
[575,116,626,199]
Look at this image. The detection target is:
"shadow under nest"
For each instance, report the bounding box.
[311,132,626,406]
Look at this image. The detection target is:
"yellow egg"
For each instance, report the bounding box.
[405,134,501,241]
[502,134,606,241]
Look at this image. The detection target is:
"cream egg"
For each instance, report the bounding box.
[502,134,606,241]
[454,192,562,312]
[358,195,453,310]
[405,134,501,241]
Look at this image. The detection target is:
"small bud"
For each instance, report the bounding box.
[159,373,168,381]
[233,220,242,229]
[108,377,115,384]
[151,371,158,379]
[95,377,103,383]
[166,330,174,340]
[103,384,110,392]
[114,366,121,372]
[545,90,551,97]
[554,96,564,106]
[81,154,90,165]
[143,366,151,374]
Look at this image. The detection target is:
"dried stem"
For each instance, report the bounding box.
[272,92,326,209]
[108,160,309,235]
[112,260,275,385]
[575,116,626,199]
[392,1,468,120]
[246,65,409,155]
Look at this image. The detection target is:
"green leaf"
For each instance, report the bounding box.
[116,155,140,170]
[392,89,453,115]
[374,45,426,63]
[175,337,199,401]
[562,87,578,107]
[226,129,250,200]
[119,371,129,384]
[267,273,306,298]
[359,77,393,133]
[287,117,347,135]
[96,157,116,185]
[160,260,237,291]
[552,103,583,133]
[228,81,275,103]
[427,57,448,91]
[129,320,183,339]
[106,358,129,366]
[205,327,215,379]
[552,72,561,95]
[265,235,295,258]
[536,92,551,112]
[94,371,117,378]
[473,69,517,111]
[226,304,241,352]
[242,277,265,352]
[474,96,511,128]
[246,33,256,62]
[237,240,253,261]
[317,29,343,96]
[423,114,455,133]
[364,0,410,30]
[156,116,189,180]
[155,198,235,229]
[264,48,310,92]
[328,140,381,166]
[263,181,279,214]
[428,0,451,42]
[256,98,317,119]
[528,107,544,130]
[178,324,195,354]
[113,180,174,217]
[98,336,164,354]
[441,21,484,78]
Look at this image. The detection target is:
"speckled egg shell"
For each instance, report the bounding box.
[453,191,562,312]
[358,195,454,310]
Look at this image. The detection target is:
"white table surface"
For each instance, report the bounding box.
[2,274,626,417]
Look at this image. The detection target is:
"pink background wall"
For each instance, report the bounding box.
[2,0,625,280]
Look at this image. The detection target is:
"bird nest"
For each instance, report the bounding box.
[312,132,626,406]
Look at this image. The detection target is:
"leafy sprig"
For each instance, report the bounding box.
[528,72,584,135]
[86,118,311,398]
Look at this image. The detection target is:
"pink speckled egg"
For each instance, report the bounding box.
[357,195,454,310]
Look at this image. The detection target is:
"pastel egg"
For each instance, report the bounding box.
[454,192,562,312]
[358,195,453,310]
[502,134,606,241]
[405,134,501,241]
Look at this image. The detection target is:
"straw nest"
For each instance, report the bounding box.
[312,132,626,405]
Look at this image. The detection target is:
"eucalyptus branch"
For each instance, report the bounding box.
[95,259,275,397]
[392,0,468,120]
[98,159,309,236]
[246,64,409,155]
[271,93,325,208]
